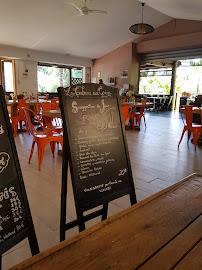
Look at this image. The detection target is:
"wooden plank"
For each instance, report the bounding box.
[10,174,202,270]
[173,241,202,270]
[121,102,153,108]
[42,110,61,118]
[138,216,202,270]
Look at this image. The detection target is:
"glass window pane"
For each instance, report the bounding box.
[3,61,14,93]
[71,69,83,85]
[139,68,171,95]
[37,66,70,93]
[176,59,202,98]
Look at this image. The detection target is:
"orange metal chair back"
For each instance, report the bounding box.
[121,106,132,125]
[50,99,59,110]
[18,99,27,118]
[23,107,47,136]
[17,99,30,134]
[10,103,19,136]
[23,108,63,170]
[134,99,148,128]
[41,102,51,111]
[178,105,202,151]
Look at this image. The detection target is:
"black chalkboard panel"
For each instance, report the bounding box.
[0,86,39,262]
[58,84,137,239]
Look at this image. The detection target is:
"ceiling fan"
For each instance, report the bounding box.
[70,0,107,16]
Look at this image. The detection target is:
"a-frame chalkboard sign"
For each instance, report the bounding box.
[58,83,137,241]
[0,86,39,269]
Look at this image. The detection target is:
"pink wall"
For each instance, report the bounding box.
[135,19,202,53]
[92,42,132,89]
[135,19,202,43]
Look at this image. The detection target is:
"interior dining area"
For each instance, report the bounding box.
[0,1,202,269]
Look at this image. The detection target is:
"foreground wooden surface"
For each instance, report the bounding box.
[11,173,202,270]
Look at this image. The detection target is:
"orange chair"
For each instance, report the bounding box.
[178,105,202,151]
[50,99,59,110]
[134,99,148,128]
[41,102,51,111]
[121,106,133,126]
[18,99,29,133]
[23,108,63,170]
[10,103,19,137]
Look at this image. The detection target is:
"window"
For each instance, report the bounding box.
[139,68,172,95]
[37,64,83,93]
[37,65,70,93]
[71,68,83,85]
[175,59,202,98]
[1,59,16,94]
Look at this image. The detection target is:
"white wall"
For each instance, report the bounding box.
[0,44,92,67]
[0,44,93,95]
[83,67,91,83]
[15,60,38,95]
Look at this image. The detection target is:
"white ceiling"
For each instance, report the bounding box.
[0,0,201,59]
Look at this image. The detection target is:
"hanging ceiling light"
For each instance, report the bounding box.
[129,3,154,35]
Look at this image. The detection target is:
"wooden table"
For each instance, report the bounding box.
[6,99,47,107]
[11,173,202,270]
[122,102,153,129]
[121,102,154,108]
[7,100,48,116]
[42,109,61,118]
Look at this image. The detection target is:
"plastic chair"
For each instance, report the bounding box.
[23,108,63,170]
[121,106,133,126]
[178,105,202,151]
[134,99,148,128]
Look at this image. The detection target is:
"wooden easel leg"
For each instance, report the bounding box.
[130,191,137,205]
[77,212,86,232]
[102,203,108,221]
[60,146,68,242]
[28,229,40,256]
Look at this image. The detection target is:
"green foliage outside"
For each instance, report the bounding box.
[139,77,171,94]
[38,66,73,93]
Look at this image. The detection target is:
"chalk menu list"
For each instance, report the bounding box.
[0,102,27,248]
[61,84,134,210]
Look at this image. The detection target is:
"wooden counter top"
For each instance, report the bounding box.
[11,173,202,270]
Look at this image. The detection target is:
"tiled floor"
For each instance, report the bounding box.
[2,111,202,269]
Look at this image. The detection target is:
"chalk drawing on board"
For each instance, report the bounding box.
[0,124,4,135]
[0,152,10,173]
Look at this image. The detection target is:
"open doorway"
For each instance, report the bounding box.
[175,59,202,109]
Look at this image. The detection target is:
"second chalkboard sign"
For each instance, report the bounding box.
[0,86,39,268]
[58,84,137,241]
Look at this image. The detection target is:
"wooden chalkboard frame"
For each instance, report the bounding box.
[58,83,137,241]
[0,86,39,268]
